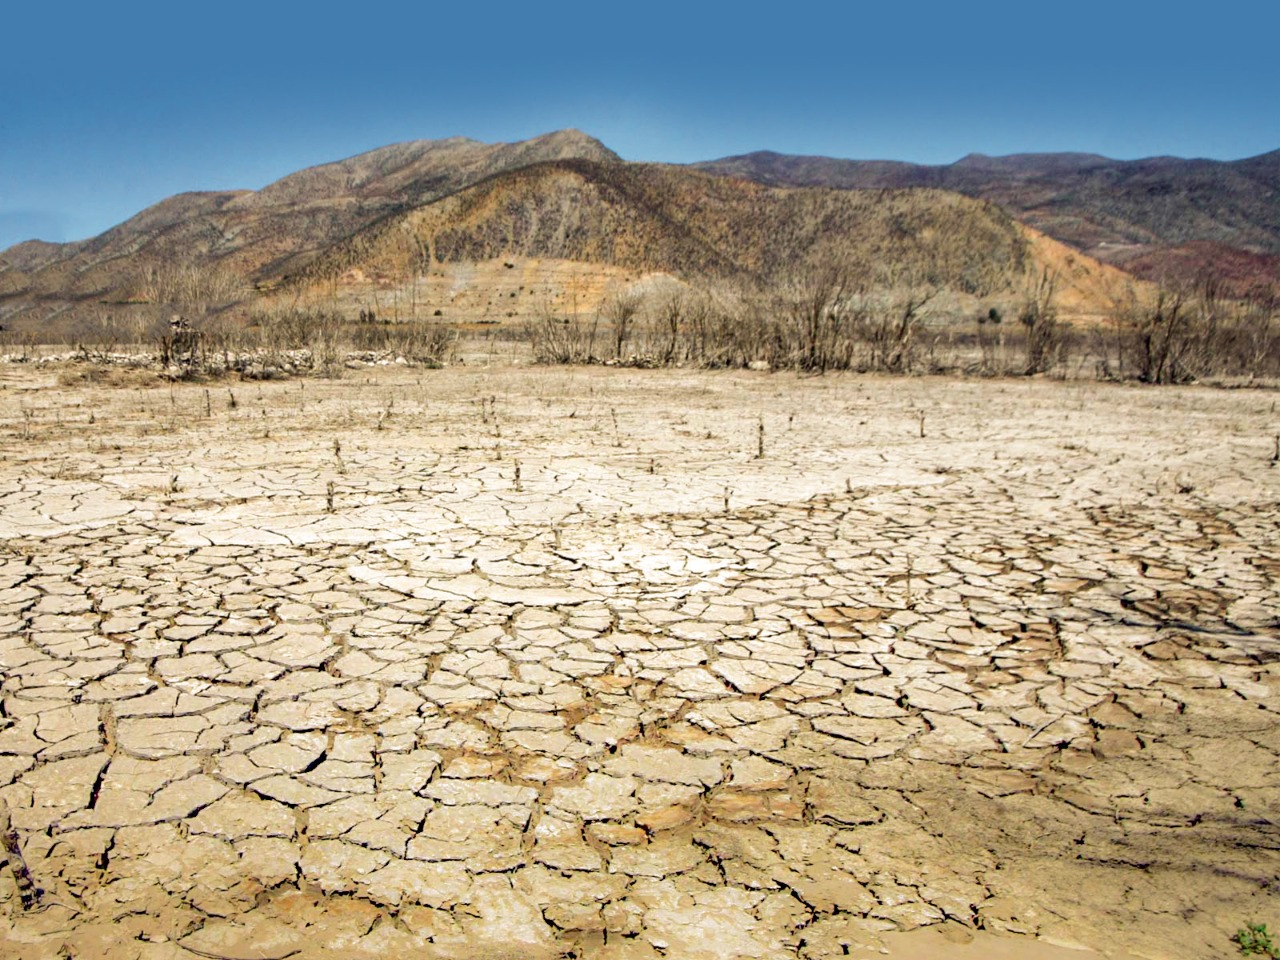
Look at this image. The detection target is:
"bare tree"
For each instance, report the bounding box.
[606,289,643,360]
[138,264,245,310]
[855,265,938,373]
[72,311,127,360]
[1112,279,1216,384]
[789,263,855,372]
[1235,286,1280,374]
[1021,268,1060,375]
[658,290,684,365]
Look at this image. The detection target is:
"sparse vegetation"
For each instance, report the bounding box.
[516,265,1279,383]
[1105,277,1280,383]
[697,147,1280,297]
[1234,923,1279,958]
[44,304,462,381]
[528,305,600,365]
[1021,269,1061,375]
[6,131,1279,393]
[526,269,1015,375]
[137,263,246,308]
[44,277,1268,386]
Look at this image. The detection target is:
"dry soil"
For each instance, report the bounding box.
[0,361,1277,959]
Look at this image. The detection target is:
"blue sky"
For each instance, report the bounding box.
[2,0,1277,250]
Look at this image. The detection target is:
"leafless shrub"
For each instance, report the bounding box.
[854,272,940,374]
[786,264,863,373]
[251,307,345,377]
[694,290,777,369]
[658,290,684,365]
[1231,289,1280,374]
[348,320,458,365]
[137,264,246,309]
[1106,276,1280,383]
[1130,287,1197,384]
[1021,269,1061,375]
[972,306,1010,375]
[70,312,149,361]
[527,300,601,364]
[154,317,208,379]
[606,290,643,360]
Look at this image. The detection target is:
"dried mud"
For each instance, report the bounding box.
[0,362,1277,959]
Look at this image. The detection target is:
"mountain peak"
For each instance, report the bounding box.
[235,130,619,211]
[514,129,620,162]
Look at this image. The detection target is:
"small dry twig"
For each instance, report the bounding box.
[0,799,39,912]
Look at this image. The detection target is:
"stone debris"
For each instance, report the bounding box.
[0,364,1276,958]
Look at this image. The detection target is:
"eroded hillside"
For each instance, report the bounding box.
[0,133,1153,338]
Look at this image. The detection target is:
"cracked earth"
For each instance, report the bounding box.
[0,363,1277,959]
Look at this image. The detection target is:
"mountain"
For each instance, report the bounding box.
[284,159,1139,328]
[0,131,1151,337]
[694,149,1280,295]
[297,159,1030,293]
[0,130,618,308]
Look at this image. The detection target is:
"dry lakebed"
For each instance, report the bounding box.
[0,361,1276,959]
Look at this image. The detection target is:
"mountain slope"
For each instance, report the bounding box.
[293,159,1139,324]
[0,130,618,308]
[0,132,1157,336]
[695,149,1280,293]
[298,159,1033,296]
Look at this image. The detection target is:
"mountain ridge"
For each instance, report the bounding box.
[4,130,1272,337]
[0,130,621,307]
[694,146,1280,293]
[293,157,1033,294]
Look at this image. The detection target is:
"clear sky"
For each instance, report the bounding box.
[2,0,1277,251]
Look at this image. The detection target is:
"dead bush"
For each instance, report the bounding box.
[1021,269,1061,375]
[348,321,458,365]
